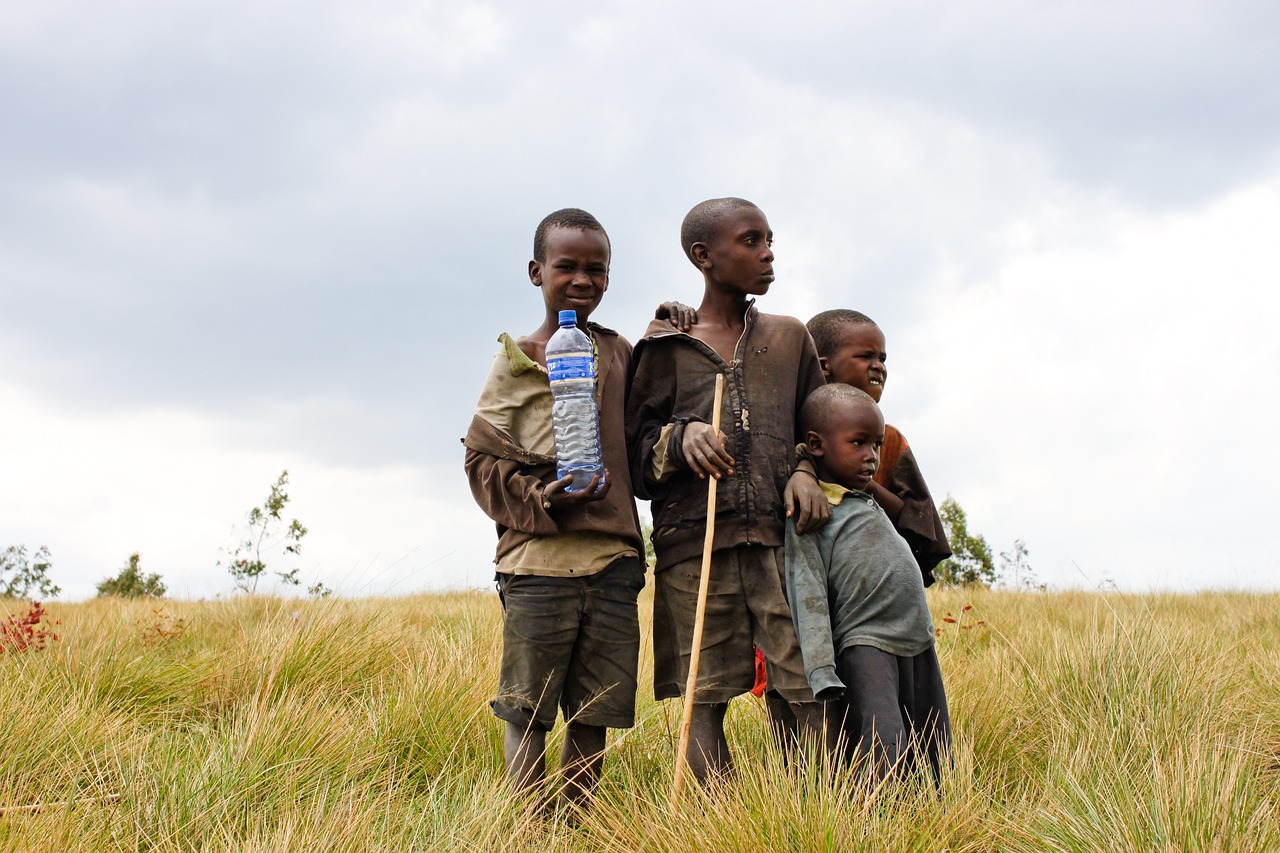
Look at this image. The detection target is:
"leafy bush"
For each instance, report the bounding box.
[97,553,167,598]
[934,496,996,587]
[1,544,60,599]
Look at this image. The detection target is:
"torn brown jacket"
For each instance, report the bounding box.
[626,303,825,571]
[462,324,643,566]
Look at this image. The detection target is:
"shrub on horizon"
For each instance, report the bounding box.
[97,552,167,598]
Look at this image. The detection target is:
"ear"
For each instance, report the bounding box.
[528,259,543,287]
[689,242,711,271]
[817,356,831,380]
[805,430,824,457]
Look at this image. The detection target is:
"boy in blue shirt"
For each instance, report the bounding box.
[786,383,950,781]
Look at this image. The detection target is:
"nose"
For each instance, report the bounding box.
[761,243,774,262]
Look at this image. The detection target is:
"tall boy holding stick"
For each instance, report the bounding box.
[627,197,829,782]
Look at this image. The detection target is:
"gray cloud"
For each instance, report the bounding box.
[3,0,1278,594]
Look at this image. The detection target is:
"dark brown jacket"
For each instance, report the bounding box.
[874,424,951,587]
[627,303,825,571]
[463,324,643,562]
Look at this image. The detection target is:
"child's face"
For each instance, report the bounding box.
[699,207,775,296]
[807,399,885,492]
[821,323,887,403]
[529,226,610,322]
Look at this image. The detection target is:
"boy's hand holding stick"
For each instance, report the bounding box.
[671,372,725,809]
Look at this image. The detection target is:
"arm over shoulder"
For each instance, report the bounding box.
[792,321,827,432]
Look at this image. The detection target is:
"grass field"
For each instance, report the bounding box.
[2,585,1278,851]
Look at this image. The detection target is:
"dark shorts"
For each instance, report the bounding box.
[653,545,813,704]
[494,556,645,731]
[832,643,951,781]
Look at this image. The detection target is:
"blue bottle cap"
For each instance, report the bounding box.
[558,310,577,326]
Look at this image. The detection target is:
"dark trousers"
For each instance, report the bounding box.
[831,644,951,783]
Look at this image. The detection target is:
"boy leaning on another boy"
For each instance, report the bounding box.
[786,382,951,782]
[462,208,645,808]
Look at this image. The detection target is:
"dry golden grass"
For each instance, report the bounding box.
[2,586,1277,851]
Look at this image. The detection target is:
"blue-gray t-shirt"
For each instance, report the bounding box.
[785,482,935,700]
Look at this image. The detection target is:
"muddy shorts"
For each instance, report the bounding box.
[493,556,645,731]
[653,545,813,704]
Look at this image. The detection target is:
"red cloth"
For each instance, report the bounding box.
[750,645,767,696]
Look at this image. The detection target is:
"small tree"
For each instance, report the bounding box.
[935,496,997,587]
[97,552,167,598]
[998,539,1043,591]
[1,545,60,599]
[220,470,308,594]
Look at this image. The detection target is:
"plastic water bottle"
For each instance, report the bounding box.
[546,309,605,492]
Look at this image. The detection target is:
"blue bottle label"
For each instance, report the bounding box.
[547,352,595,382]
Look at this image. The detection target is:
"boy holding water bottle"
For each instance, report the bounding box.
[462,208,645,808]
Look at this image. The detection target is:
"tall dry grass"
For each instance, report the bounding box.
[1,586,1277,851]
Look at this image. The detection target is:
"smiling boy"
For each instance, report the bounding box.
[463,208,644,807]
[786,383,950,781]
[627,197,830,782]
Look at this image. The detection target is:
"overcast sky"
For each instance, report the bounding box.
[4,0,1279,600]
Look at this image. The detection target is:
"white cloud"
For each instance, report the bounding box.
[0,382,494,600]
[898,176,1280,590]
[2,0,1278,598]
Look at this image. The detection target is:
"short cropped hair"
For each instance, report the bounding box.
[533,208,610,262]
[801,383,879,436]
[680,197,759,261]
[807,309,878,359]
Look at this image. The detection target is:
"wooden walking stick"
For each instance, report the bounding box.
[671,372,725,810]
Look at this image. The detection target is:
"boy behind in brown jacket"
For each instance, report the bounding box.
[806,309,951,583]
